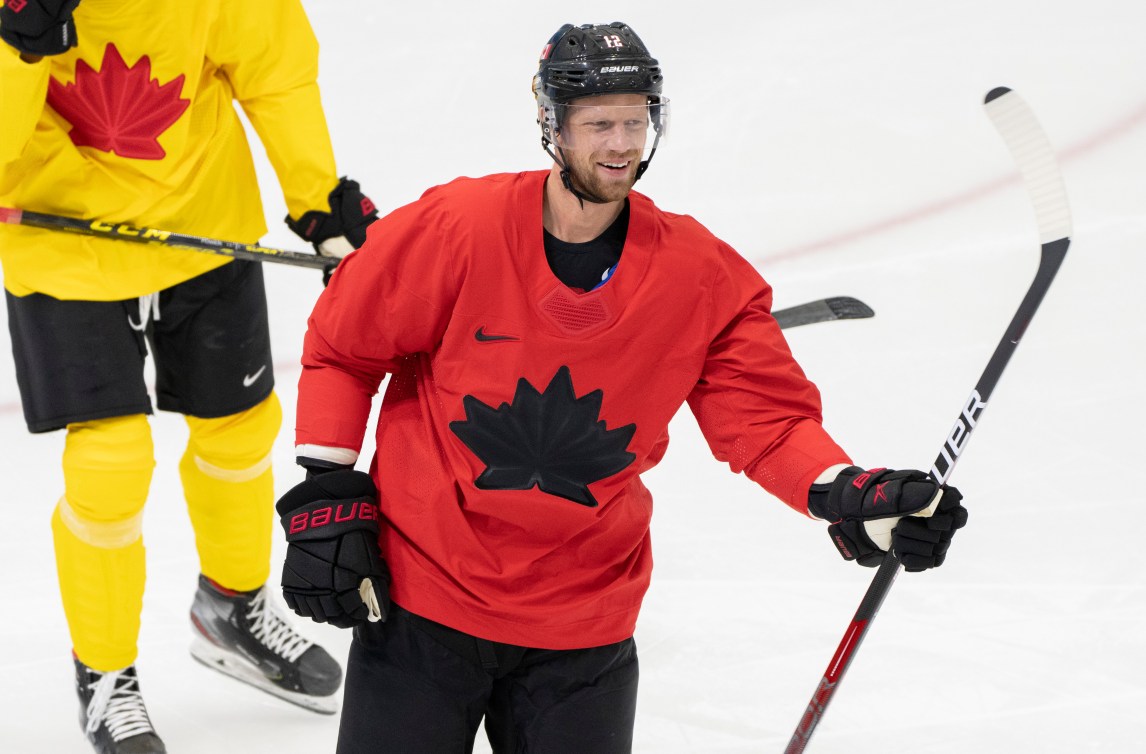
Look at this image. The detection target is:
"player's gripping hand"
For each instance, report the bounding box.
[808,466,968,572]
[286,176,379,259]
[276,469,391,628]
[0,0,81,57]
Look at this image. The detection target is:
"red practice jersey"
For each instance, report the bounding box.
[296,170,851,649]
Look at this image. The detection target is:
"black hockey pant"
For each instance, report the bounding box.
[337,604,639,754]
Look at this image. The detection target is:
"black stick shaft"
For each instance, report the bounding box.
[930,238,1068,482]
[785,86,1071,753]
[0,207,333,271]
[784,237,1068,754]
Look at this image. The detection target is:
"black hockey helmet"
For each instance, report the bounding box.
[533,22,663,111]
[532,22,668,200]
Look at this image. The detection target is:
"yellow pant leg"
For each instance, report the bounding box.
[181,392,282,592]
[55,415,155,672]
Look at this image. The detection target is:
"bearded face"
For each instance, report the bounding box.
[554,94,652,203]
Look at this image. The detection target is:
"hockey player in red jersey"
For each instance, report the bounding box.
[276,21,969,754]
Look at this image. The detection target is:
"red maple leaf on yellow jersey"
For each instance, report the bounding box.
[47,44,190,160]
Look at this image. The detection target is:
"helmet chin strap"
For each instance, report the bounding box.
[560,167,608,208]
[541,126,663,209]
[542,138,607,208]
[540,135,660,208]
[634,121,662,181]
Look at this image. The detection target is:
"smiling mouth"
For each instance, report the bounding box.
[599,160,631,172]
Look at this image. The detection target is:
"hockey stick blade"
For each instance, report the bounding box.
[0,206,335,272]
[784,87,1071,754]
[774,296,875,329]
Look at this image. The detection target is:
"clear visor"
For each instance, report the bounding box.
[549,99,670,156]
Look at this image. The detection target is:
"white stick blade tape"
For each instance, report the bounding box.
[984,89,1073,243]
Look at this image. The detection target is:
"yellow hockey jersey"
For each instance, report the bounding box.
[0,0,338,300]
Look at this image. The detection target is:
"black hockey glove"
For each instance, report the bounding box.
[276,468,391,628]
[0,0,81,57]
[808,466,968,572]
[286,176,378,257]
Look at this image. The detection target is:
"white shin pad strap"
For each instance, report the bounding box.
[193,452,273,483]
[57,496,143,550]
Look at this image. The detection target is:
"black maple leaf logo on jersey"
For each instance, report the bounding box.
[449,366,636,507]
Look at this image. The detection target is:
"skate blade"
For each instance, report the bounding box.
[189,637,339,715]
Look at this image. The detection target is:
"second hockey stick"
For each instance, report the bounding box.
[773,296,874,329]
[0,206,333,272]
[0,204,882,327]
[784,86,1072,753]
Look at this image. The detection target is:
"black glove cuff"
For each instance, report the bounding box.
[276,468,376,513]
[816,465,866,521]
[285,176,378,249]
[827,466,939,521]
[296,454,355,476]
[276,469,379,542]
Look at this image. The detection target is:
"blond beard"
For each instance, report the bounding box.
[562,151,641,203]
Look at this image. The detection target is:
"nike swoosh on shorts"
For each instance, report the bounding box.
[243,365,268,387]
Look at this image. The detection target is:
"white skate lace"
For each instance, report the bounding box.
[84,669,155,742]
[246,587,313,663]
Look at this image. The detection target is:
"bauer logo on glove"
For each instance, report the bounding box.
[286,498,377,536]
[275,469,392,628]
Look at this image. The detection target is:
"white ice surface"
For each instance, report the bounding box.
[2,1,1144,752]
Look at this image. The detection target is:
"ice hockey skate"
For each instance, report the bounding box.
[189,574,342,714]
[75,658,166,754]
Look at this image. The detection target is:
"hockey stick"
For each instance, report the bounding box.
[0,206,333,272]
[784,87,1072,754]
[774,296,875,329]
[0,205,887,320]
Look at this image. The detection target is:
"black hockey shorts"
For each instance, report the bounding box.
[338,605,639,754]
[5,260,273,433]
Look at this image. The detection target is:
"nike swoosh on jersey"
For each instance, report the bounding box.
[243,365,268,387]
[474,327,519,343]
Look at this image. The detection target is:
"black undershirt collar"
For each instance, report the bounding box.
[543,200,629,293]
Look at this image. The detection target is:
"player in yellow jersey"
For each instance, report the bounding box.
[0,2,378,752]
